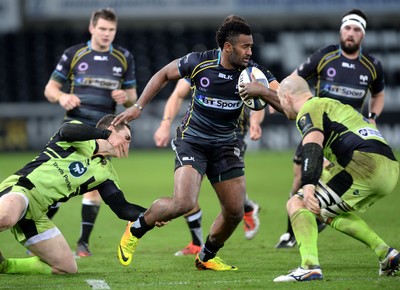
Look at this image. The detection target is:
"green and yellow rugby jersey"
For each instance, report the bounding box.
[0,123,120,210]
[296,97,395,167]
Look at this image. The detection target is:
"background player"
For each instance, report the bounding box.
[44,8,138,257]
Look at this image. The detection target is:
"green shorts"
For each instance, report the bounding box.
[0,177,59,246]
[319,151,399,212]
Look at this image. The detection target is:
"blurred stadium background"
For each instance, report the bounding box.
[0,0,399,151]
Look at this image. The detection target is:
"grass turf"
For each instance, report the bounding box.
[0,150,399,289]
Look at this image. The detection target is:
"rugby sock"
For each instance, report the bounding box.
[290,208,319,268]
[286,192,294,235]
[78,203,100,244]
[130,214,154,238]
[198,235,223,262]
[185,209,203,246]
[329,212,389,260]
[1,256,52,274]
[286,216,294,236]
[244,196,254,213]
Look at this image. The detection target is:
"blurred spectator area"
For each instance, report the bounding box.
[0,24,399,109]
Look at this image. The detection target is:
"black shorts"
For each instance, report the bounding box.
[236,133,247,158]
[171,138,245,183]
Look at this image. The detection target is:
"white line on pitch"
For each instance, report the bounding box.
[85,279,111,289]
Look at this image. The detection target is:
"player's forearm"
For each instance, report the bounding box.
[250,109,265,125]
[101,190,147,221]
[261,88,283,113]
[123,89,138,108]
[44,84,63,103]
[369,91,385,119]
[59,123,111,141]
[161,97,183,123]
[44,79,68,104]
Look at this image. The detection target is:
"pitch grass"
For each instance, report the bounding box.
[0,150,399,289]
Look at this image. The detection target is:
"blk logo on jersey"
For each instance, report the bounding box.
[94,55,108,61]
[69,161,87,177]
[218,73,233,80]
[182,156,195,161]
[342,62,355,69]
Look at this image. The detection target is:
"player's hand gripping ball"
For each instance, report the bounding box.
[238,66,269,110]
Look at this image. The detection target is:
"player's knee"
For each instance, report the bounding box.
[82,190,102,204]
[224,207,244,223]
[286,196,295,211]
[0,214,16,231]
[172,198,197,216]
[53,261,78,274]
[286,195,303,215]
[176,203,196,217]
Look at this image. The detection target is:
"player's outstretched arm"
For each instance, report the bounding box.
[113,59,182,126]
[59,122,129,158]
[99,185,147,221]
[59,122,111,141]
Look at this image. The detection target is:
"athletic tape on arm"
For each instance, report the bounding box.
[301,142,323,187]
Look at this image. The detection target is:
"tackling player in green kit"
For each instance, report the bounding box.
[269,75,399,282]
[0,115,146,274]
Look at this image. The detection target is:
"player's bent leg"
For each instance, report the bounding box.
[211,176,245,242]
[1,230,77,274]
[29,231,77,274]
[196,175,245,270]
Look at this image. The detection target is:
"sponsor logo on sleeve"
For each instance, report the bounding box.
[297,113,313,135]
[357,127,384,140]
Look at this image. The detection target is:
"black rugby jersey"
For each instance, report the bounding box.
[297,44,384,111]
[50,41,136,126]
[177,49,276,142]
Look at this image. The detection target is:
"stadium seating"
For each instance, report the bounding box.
[0,26,399,104]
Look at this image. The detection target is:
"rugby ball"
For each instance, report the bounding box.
[238,66,269,111]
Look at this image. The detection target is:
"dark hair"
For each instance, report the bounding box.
[90,8,117,27]
[215,15,252,49]
[222,15,246,24]
[342,9,368,26]
[96,114,130,131]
